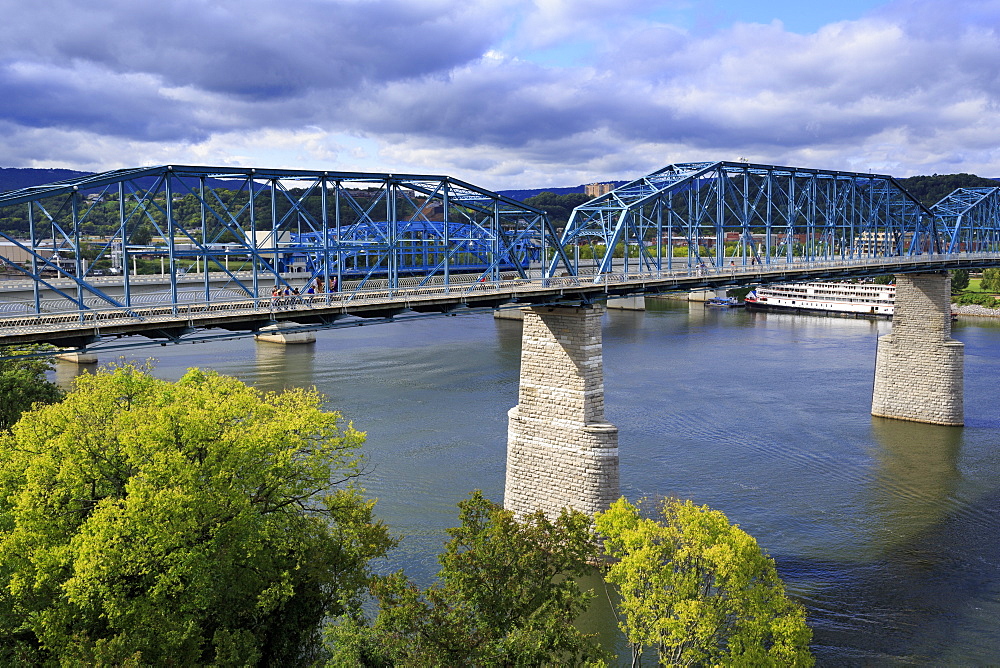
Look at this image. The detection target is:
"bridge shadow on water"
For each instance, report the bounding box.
[777,418,1000,666]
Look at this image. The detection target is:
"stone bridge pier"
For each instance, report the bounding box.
[504,305,620,519]
[872,272,964,426]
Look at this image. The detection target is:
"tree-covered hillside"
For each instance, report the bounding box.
[897,173,999,208]
[0,168,91,193]
[523,191,593,227]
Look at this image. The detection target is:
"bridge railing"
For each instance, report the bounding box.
[0,252,995,340]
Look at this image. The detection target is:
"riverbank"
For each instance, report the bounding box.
[954,304,1000,318]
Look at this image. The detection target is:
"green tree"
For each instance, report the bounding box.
[525,191,593,228]
[0,363,393,665]
[950,269,970,293]
[0,345,64,431]
[595,498,813,667]
[328,491,606,666]
[130,223,154,246]
[981,267,1000,292]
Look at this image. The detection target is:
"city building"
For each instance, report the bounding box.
[585,183,615,197]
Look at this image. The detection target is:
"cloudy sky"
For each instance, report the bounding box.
[3,0,1000,188]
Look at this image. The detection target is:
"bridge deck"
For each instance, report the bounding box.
[2,253,996,352]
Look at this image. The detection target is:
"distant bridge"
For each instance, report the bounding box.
[0,161,999,354]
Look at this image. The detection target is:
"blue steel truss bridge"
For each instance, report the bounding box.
[1,161,999,354]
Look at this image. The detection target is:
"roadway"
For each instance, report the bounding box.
[1,252,998,352]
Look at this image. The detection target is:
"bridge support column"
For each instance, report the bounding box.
[872,272,963,426]
[688,288,727,302]
[253,324,316,345]
[606,295,646,310]
[493,307,524,321]
[505,305,620,519]
[55,352,98,364]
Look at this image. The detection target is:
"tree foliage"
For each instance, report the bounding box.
[950,269,970,292]
[524,191,593,228]
[981,267,1000,293]
[0,346,64,432]
[0,363,393,665]
[328,491,606,667]
[953,291,1000,307]
[595,498,813,667]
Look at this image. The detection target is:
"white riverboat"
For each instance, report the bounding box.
[744,281,895,318]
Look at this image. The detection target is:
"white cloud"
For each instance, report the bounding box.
[4,0,1000,188]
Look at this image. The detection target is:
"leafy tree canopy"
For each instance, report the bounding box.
[0,363,393,665]
[951,269,970,292]
[595,497,813,667]
[981,267,1000,293]
[524,191,593,228]
[327,491,606,667]
[0,345,64,432]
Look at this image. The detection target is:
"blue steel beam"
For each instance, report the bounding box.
[5,161,1000,330]
[5,250,1000,356]
[549,161,941,279]
[932,187,1000,254]
[291,220,541,282]
[0,165,559,317]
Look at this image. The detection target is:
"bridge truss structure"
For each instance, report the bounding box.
[0,165,561,314]
[551,161,948,278]
[3,160,1000,354]
[931,186,1000,254]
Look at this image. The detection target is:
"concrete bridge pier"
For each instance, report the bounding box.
[504,305,620,519]
[872,272,964,426]
[606,295,646,310]
[55,352,99,364]
[688,288,728,302]
[253,324,317,345]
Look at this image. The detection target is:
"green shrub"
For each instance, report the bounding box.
[954,292,1000,308]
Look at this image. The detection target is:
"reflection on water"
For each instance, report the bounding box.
[252,340,317,392]
[52,357,94,389]
[790,418,972,665]
[869,417,963,551]
[42,308,1000,665]
[573,570,631,660]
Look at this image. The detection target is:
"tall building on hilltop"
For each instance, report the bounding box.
[585,183,615,197]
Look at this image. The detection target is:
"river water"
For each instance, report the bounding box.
[55,299,1000,665]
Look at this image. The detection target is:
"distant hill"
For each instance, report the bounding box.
[0,167,92,193]
[1,167,640,201]
[498,181,628,202]
[9,167,997,208]
[503,175,1000,208]
[897,173,1000,208]
[1,168,625,200]
[499,185,585,201]
[0,167,247,195]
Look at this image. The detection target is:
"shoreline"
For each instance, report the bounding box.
[953,304,1000,318]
